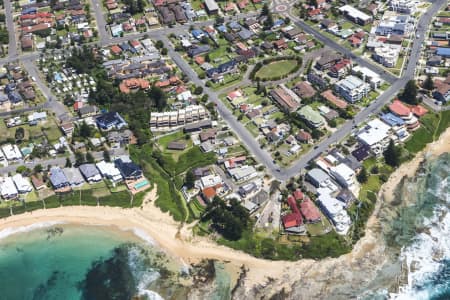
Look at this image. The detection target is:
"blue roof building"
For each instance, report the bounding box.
[96,112,127,130]
[191,29,206,40]
[436,47,450,58]
[115,158,143,180]
[216,25,227,33]
[380,113,405,127]
[8,91,23,104]
[50,167,70,189]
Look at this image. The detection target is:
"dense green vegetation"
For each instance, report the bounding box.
[219,229,350,260]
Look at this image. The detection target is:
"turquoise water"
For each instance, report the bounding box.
[0,225,163,300]
[0,223,234,300]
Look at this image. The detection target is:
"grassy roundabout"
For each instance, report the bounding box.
[251,56,302,81]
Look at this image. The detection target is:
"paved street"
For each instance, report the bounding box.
[22,59,70,119]
[4,0,17,58]
[159,35,281,177]
[0,0,445,183]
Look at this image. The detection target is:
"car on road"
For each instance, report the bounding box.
[314,145,319,149]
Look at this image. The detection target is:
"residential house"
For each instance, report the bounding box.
[357,118,391,155]
[339,5,372,25]
[328,59,351,78]
[316,51,342,71]
[204,0,219,14]
[389,100,420,130]
[335,75,371,103]
[79,164,103,183]
[2,144,22,162]
[296,130,312,143]
[0,177,18,200]
[49,167,70,190]
[96,161,123,183]
[317,193,351,234]
[321,90,348,109]
[270,87,300,112]
[12,174,33,193]
[330,163,356,188]
[115,157,143,180]
[298,105,325,128]
[63,168,85,187]
[300,198,321,223]
[96,112,127,130]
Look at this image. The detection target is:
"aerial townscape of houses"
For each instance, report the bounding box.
[0,0,448,258]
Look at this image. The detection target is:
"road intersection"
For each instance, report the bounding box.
[1,0,446,182]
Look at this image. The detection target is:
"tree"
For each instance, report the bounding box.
[357,166,368,183]
[148,86,167,111]
[423,75,434,91]
[194,86,203,95]
[75,151,86,167]
[86,152,95,164]
[16,166,27,174]
[34,164,43,173]
[15,127,25,142]
[161,48,168,55]
[103,150,111,162]
[261,3,269,16]
[155,40,164,49]
[79,121,92,138]
[399,80,418,105]
[185,170,195,189]
[384,139,400,167]
[205,54,211,62]
[65,157,72,168]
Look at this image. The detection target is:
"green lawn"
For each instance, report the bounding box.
[158,131,193,161]
[255,60,299,80]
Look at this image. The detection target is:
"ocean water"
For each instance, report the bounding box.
[363,153,450,300]
[0,224,183,300]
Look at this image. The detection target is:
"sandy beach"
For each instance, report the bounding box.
[0,128,449,297]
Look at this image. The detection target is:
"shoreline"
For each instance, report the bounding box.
[0,128,449,296]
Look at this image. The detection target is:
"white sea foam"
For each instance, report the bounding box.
[139,290,165,300]
[390,168,450,300]
[0,221,65,241]
[128,227,156,246]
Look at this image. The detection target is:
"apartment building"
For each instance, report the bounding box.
[335,75,371,103]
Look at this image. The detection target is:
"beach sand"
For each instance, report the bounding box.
[0,128,449,297]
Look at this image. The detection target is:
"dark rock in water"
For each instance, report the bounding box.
[33,270,64,300]
[191,260,216,286]
[79,244,138,300]
[46,227,64,240]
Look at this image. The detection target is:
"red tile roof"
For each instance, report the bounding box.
[300,198,321,222]
[293,189,304,200]
[411,105,428,117]
[389,100,411,117]
[111,45,122,54]
[282,213,303,228]
[321,90,348,109]
[73,101,83,111]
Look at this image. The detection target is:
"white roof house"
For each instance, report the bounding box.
[96,161,123,183]
[389,0,418,14]
[357,118,391,155]
[0,177,18,200]
[318,193,351,235]
[2,144,23,161]
[330,163,356,188]
[200,174,222,189]
[339,5,372,24]
[372,43,402,68]
[12,174,33,193]
[228,166,257,182]
[335,75,371,103]
[63,168,85,187]
[352,66,382,89]
[28,111,47,123]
